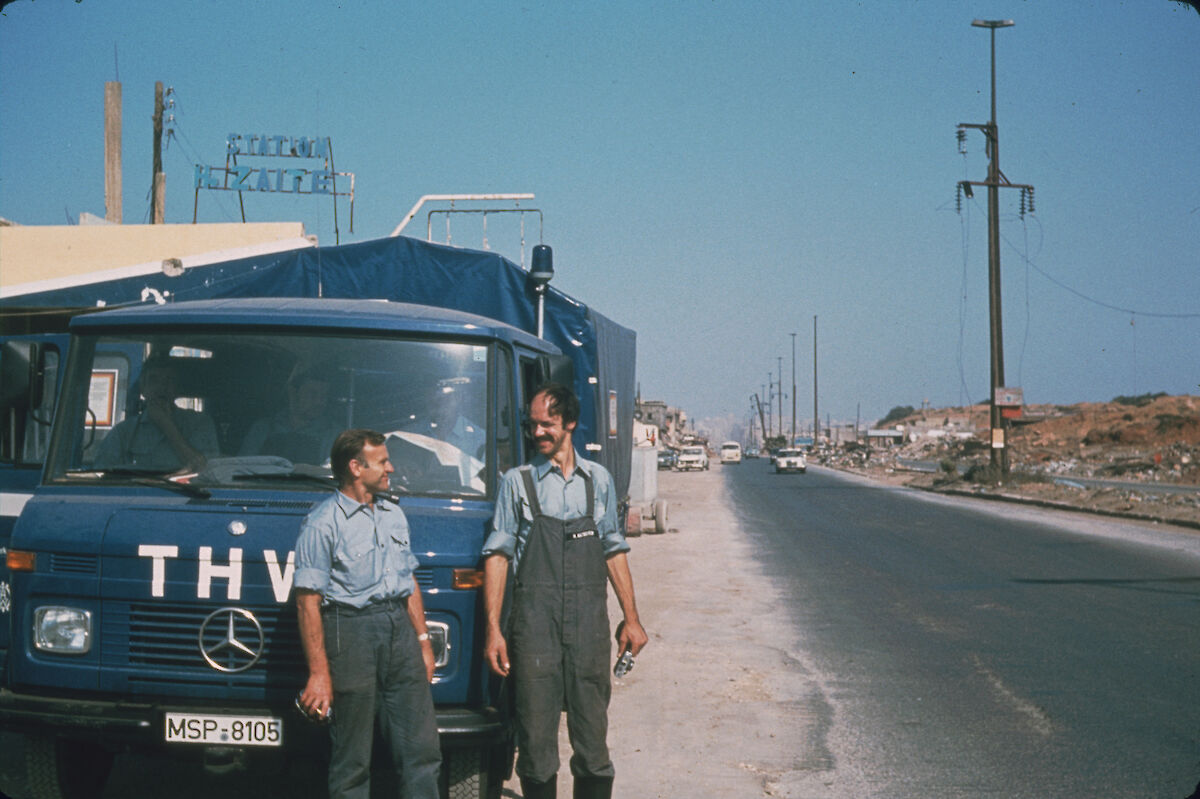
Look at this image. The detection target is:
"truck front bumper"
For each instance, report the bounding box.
[0,688,505,748]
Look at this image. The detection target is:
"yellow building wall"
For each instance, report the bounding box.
[0,223,308,289]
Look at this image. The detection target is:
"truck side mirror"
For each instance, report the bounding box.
[0,340,44,412]
[535,354,573,389]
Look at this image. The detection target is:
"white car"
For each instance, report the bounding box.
[675,445,709,471]
[774,447,807,474]
[719,442,742,464]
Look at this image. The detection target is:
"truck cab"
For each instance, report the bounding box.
[0,297,573,798]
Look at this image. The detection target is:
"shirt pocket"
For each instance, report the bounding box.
[334,536,376,589]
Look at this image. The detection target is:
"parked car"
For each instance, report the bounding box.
[676,445,709,471]
[719,441,742,464]
[657,448,677,470]
[774,447,807,473]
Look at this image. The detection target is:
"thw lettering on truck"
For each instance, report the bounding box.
[138,545,295,602]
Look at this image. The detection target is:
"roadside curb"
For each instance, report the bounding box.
[826,464,1200,533]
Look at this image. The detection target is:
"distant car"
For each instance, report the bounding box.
[719,442,742,464]
[675,445,709,471]
[774,447,807,474]
[657,448,677,470]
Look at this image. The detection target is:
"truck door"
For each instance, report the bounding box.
[0,337,62,662]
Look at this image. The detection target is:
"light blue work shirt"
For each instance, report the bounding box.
[482,451,629,572]
[294,491,420,609]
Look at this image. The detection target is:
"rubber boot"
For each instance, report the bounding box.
[520,775,558,799]
[573,776,614,799]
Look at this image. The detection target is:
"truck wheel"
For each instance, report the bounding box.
[443,747,493,799]
[653,499,668,534]
[26,737,113,799]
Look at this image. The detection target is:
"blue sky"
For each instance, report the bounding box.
[3,0,1198,432]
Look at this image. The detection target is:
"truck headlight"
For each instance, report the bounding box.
[33,606,92,654]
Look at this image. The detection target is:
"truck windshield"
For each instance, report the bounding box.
[45,331,492,497]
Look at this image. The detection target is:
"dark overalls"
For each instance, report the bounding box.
[511,466,614,792]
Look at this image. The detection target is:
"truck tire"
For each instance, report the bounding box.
[25,737,113,799]
[443,747,495,799]
[653,499,668,534]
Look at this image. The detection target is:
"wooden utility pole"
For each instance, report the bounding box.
[104,82,122,223]
[152,81,166,223]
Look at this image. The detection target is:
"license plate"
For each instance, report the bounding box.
[165,713,283,747]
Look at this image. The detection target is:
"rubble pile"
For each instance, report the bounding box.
[835,394,1200,529]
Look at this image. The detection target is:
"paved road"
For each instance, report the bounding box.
[717,460,1200,797]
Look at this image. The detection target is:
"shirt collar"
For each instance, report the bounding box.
[334,490,393,517]
[531,451,591,482]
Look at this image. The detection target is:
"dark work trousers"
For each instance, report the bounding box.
[510,468,614,784]
[323,597,442,799]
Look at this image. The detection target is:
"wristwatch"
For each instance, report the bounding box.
[417,632,430,641]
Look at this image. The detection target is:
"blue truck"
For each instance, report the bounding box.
[0,236,636,799]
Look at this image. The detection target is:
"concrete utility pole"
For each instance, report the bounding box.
[152,82,166,223]
[957,19,1034,474]
[104,82,122,224]
[764,380,771,439]
[812,315,818,443]
[790,332,797,443]
[776,356,784,440]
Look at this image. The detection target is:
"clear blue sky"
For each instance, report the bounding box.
[3,0,1198,431]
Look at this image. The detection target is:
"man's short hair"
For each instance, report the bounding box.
[533,383,580,426]
[330,429,386,485]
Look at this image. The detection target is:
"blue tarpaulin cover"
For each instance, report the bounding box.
[1,235,636,496]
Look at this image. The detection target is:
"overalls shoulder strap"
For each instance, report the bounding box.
[518,466,543,518]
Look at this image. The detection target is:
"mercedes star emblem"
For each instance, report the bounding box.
[198,607,265,673]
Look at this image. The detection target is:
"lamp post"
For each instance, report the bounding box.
[972,18,1013,473]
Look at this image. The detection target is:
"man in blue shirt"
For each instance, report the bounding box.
[94,356,219,472]
[482,384,648,799]
[295,429,441,799]
[239,362,342,465]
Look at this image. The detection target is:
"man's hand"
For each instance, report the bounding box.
[485,627,510,677]
[616,618,649,657]
[299,671,333,720]
[145,396,175,430]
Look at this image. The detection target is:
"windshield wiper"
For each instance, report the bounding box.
[230,472,412,503]
[66,468,212,498]
[232,472,338,491]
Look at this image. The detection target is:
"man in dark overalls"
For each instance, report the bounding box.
[483,384,648,799]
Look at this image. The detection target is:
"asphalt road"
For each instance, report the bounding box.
[713,460,1200,797]
[85,461,1200,796]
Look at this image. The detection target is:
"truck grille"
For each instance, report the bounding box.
[103,602,306,675]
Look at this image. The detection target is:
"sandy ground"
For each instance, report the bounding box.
[501,466,828,798]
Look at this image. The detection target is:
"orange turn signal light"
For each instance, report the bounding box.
[452,569,484,590]
[6,550,35,572]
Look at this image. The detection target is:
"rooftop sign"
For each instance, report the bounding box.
[192,134,355,239]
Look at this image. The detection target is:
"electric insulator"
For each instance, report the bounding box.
[956,129,967,154]
[1019,191,1026,218]
[1027,187,1035,214]
[956,184,963,214]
